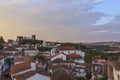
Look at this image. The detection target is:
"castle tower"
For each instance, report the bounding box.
[32,35,36,40]
[16,36,23,42]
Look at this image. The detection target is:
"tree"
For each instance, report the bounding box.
[76,77,86,80]
[86,73,92,80]
[84,54,92,63]
[95,78,106,80]
[0,43,4,50]
[19,39,43,45]
[38,47,52,52]
[34,54,46,62]
[0,36,4,43]
[5,58,14,66]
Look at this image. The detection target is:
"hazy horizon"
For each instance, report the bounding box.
[0,0,120,42]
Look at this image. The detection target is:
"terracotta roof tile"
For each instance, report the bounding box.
[13,56,31,62]
[25,47,37,50]
[10,61,31,74]
[3,46,18,51]
[13,68,49,80]
[13,71,36,80]
[67,53,81,59]
[52,69,75,80]
[52,58,74,63]
[59,46,75,50]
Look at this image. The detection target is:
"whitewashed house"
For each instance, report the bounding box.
[11,57,50,80]
[59,46,85,57]
[59,46,76,55]
[24,47,39,56]
[0,51,15,73]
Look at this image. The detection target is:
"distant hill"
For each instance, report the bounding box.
[85,42,120,51]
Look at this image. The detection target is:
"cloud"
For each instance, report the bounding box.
[0,0,119,42]
[94,16,114,25]
[93,0,104,4]
[89,30,111,35]
[0,0,29,6]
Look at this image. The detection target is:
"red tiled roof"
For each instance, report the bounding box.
[52,58,74,63]
[96,59,106,64]
[67,53,81,59]
[13,68,49,80]
[3,46,18,51]
[52,69,75,80]
[13,71,37,80]
[25,47,37,50]
[10,61,31,74]
[59,46,75,50]
[13,56,31,62]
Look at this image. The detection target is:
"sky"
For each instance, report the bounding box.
[0,0,120,42]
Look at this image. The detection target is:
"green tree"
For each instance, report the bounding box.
[0,36,4,43]
[34,54,46,62]
[84,54,92,63]
[5,58,14,66]
[0,43,4,50]
[86,73,92,80]
[76,77,86,80]
[95,78,106,80]
[38,47,52,52]
[19,39,43,45]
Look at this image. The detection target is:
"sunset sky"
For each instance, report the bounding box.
[0,0,120,42]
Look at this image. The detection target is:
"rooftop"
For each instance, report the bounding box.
[3,46,18,51]
[59,46,75,50]
[10,61,31,74]
[13,55,31,62]
[52,69,75,80]
[67,53,82,59]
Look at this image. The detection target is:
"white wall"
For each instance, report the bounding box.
[75,68,86,77]
[76,50,85,57]
[60,50,75,55]
[60,50,85,57]
[25,50,39,56]
[74,59,85,64]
